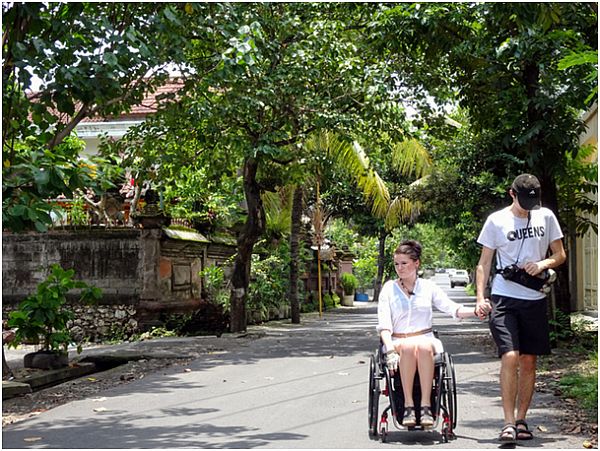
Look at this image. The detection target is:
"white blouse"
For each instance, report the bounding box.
[376,278,461,334]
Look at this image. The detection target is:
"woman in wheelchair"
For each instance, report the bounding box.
[377,240,489,428]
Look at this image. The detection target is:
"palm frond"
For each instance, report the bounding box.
[385,196,421,230]
[262,188,293,236]
[391,138,432,178]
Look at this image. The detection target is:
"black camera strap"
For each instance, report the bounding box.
[496,212,531,272]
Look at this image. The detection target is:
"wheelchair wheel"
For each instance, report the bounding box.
[443,352,458,430]
[368,353,380,437]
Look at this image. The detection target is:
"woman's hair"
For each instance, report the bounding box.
[394,239,422,261]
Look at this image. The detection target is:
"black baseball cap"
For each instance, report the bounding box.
[512,173,541,210]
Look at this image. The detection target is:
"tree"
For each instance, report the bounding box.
[123,3,398,331]
[2,2,189,231]
[371,3,597,312]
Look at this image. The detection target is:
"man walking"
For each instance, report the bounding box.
[474,173,566,444]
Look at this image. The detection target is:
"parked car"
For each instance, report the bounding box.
[449,269,470,288]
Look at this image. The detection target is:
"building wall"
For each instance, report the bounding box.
[575,103,598,313]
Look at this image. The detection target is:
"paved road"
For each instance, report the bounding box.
[2,274,579,449]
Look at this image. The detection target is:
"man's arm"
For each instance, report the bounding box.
[475,246,495,308]
[522,238,566,276]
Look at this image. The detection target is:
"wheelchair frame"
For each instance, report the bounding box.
[367,332,458,443]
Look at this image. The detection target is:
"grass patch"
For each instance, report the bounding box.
[559,351,598,420]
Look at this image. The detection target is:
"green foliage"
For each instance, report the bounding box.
[353,255,377,291]
[549,309,598,354]
[7,264,102,352]
[2,2,190,232]
[69,194,90,226]
[2,135,114,232]
[340,273,358,295]
[559,352,598,418]
[323,293,341,309]
[556,144,598,237]
[371,3,597,274]
[139,326,177,340]
[199,264,230,310]
[248,247,291,316]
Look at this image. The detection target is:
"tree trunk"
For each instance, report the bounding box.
[289,185,303,324]
[229,157,265,333]
[524,61,572,316]
[373,229,388,304]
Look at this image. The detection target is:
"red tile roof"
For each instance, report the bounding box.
[81,80,184,123]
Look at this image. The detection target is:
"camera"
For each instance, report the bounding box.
[500,264,546,291]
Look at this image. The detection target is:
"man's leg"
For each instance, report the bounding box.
[516,354,537,419]
[500,350,520,426]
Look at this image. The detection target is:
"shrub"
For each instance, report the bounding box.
[7,264,102,353]
[340,272,358,295]
[199,264,230,310]
[354,256,377,291]
[248,251,290,314]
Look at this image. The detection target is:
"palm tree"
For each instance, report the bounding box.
[285,131,431,319]
[372,139,432,303]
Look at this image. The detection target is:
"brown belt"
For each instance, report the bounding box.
[392,327,433,338]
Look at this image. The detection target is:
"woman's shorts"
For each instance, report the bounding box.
[386,333,444,354]
[489,295,551,357]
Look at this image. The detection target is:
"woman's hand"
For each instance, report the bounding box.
[386,349,399,373]
[474,300,492,319]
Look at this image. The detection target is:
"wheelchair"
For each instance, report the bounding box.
[367,331,458,443]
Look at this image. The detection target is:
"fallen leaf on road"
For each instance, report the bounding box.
[357,360,366,364]
[93,407,108,412]
[23,437,42,442]
[583,440,593,449]
[537,425,548,432]
[87,377,97,382]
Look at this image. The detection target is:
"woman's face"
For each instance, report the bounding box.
[394,253,419,278]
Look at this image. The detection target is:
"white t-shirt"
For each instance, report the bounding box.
[477,206,563,300]
[376,278,461,335]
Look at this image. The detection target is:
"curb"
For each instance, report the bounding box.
[3,362,97,400]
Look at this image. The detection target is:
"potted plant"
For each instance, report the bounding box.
[340,272,358,307]
[7,264,102,369]
[354,256,377,302]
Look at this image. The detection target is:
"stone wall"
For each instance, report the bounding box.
[2,229,143,305]
[2,228,237,342]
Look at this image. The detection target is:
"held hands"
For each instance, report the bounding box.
[474,300,492,320]
[386,349,399,372]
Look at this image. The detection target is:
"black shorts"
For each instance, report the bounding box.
[489,295,551,357]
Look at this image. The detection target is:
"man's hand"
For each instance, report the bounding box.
[475,300,492,319]
[386,349,399,372]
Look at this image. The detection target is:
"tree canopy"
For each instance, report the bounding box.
[2,2,596,324]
